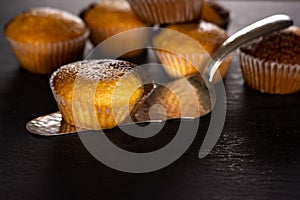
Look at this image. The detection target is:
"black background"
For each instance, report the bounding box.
[0,1,300,199]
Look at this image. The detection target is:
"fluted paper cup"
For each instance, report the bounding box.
[239,50,300,94]
[6,31,88,74]
[51,95,132,130]
[127,0,204,25]
[155,49,232,81]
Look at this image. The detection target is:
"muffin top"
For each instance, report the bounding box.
[81,0,145,29]
[153,21,228,54]
[5,7,87,43]
[50,60,144,107]
[240,26,300,65]
[202,0,230,29]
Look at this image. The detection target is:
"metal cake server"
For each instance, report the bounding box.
[26,14,293,137]
[198,14,293,158]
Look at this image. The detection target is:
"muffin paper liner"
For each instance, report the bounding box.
[52,95,131,130]
[239,50,300,94]
[155,50,208,78]
[155,50,232,81]
[127,0,203,24]
[7,31,88,74]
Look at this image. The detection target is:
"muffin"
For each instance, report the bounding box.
[239,26,300,94]
[50,59,148,129]
[202,0,230,29]
[152,21,232,81]
[5,7,89,74]
[80,0,148,58]
[127,0,204,25]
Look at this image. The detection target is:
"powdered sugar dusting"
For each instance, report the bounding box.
[50,59,136,89]
[198,21,220,32]
[28,7,84,25]
[97,0,131,11]
[77,60,135,81]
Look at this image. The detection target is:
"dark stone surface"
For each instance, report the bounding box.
[0,1,299,200]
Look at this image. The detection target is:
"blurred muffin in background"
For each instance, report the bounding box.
[239,26,300,94]
[127,0,204,25]
[5,7,88,74]
[202,0,230,29]
[81,0,148,58]
[153,21,232,82]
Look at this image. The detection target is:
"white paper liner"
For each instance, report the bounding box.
[7,31,89,74]
[155,50,208,78]
[52,95,132,130]
[127,0,203,24]
[239,50,300,94]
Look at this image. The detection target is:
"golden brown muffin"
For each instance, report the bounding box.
[81,0,148,57]
[50,60,147,129]
[202,0,230,29]
[153,21,232,81]
[239,26,300,94]
[5,7,88,74]
[127,0,204,25]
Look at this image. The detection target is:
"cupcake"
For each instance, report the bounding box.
[152,21,232,81]
[127,0,204,25]
[239,26,300,94]
[50,59,150,130]
[80,0,148,58]
[5,7,89,74]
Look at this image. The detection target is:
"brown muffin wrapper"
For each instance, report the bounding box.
[239,51,300,94]
[155,50,232,82]
[127,0,203,24]
[89,26,147,57]
[53,95,132,130]
[7,31,88,74]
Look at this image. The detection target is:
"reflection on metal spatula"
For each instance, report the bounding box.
[26,14,293,137]
[198,14,293,158]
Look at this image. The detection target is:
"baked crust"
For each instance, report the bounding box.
[5,7,87,43]
[240,26,300,65]
[202,0,230,29]
[81,0,144,28]
[153,22,228,54]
